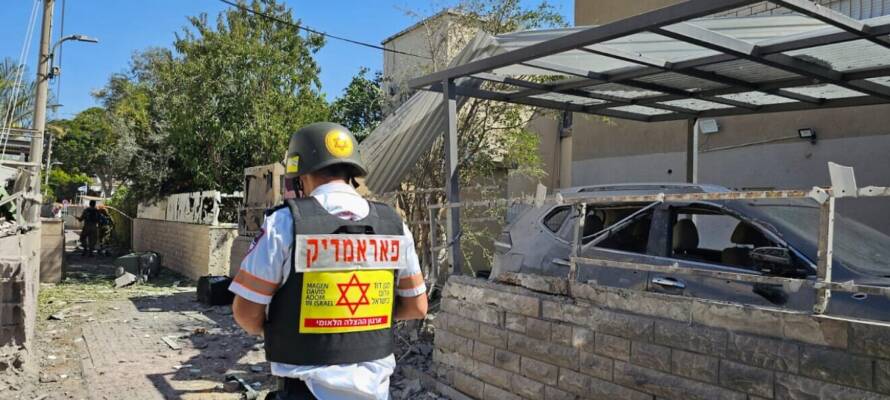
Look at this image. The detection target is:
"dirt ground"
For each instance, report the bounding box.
[3,232,440,400]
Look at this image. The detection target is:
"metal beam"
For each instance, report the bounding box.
[473,65,694,116]
[654,23,890,100]
[442,80,463,275]
[643,94,890,121]
[409,0,761,89]
[510,60,717,115]
[770,0,890,48]
[579,46,761,109]
[759,21,890,54]
[428,81,656,121]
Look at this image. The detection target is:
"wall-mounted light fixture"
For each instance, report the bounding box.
[699,118,719,134]
[798,128,817,144]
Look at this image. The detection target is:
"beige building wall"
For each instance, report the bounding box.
[383,11,471,109]
[575,0,684,25]
[569,1,890,235]
[39,219,64,283]
[132,219,237,280]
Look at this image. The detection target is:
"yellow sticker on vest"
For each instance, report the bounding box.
[300,270,394,334]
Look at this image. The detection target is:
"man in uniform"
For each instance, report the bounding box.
[230,122,428,400]
[77,200,100,256]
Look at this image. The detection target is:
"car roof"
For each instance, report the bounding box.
[558,183,731,198]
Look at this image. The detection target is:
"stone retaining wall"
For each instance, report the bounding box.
[132,219,237,280]
[434,274,890,400]
[0,230,40,372]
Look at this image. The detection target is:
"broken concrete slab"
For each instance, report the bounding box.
[161,336,181,350]
[114,273,137,289]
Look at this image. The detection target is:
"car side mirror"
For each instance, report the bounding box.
[751,247,804,278]
[751,247,792,266]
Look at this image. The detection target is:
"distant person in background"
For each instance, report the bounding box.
[77,200,100,256]
[97,205,114,248]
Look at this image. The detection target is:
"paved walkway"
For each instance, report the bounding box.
[12,232,438,400]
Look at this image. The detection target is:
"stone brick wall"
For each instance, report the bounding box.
[1,230,40,372]
[132,219,237,280]
[434,274,890,400]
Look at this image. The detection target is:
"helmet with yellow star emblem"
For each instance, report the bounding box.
[284,122,368,179]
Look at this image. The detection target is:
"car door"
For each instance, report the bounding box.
[643,203,815,311]
[574,203,663,291]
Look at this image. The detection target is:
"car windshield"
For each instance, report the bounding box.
[744,199,890,277]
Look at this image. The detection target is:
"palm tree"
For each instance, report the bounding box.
[0,57,36,130]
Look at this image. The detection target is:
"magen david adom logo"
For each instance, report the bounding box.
[324,130,354,158]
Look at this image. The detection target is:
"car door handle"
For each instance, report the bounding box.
[651,276,686,289]
[552,258,571,267]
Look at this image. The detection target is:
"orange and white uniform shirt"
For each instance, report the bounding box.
[229,181,425,400]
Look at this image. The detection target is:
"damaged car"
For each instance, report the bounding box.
[492,184,890,322]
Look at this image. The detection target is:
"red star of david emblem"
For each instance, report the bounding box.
[336,273,370,315]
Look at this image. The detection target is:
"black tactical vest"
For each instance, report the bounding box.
[264,197,405,365]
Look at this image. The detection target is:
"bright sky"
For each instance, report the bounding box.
[1,0,573,120]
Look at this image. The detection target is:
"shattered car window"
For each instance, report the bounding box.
[748,199,890,277]
[583,204,655,254]
[543,206,571,233]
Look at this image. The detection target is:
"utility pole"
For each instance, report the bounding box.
[29,0,54,223]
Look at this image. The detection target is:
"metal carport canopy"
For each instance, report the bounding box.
[405,0,890,275]
[409,0,890,122]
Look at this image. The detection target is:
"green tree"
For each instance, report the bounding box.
[330,68,384,142]
[0,58,36,130]
[153,0,329,194]
[51,107,128,197]
[42,169,91,203]
[87,0,330,202]
[93,51,176,201]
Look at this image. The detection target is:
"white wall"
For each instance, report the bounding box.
[571,134,890,234]
[572,151,687,186]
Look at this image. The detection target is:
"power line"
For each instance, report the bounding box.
[216,0,431,60]
[54,0,66,116]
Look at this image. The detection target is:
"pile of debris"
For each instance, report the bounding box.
[0,343,32,395]
[390,302,441,399]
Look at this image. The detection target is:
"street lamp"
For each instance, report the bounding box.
[47,34,99,79]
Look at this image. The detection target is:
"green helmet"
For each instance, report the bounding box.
[284,122,367,179]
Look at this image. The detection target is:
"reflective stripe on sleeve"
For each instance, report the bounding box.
[396,283,427,298]
[233,269,280,297]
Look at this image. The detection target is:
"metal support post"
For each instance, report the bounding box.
[442,79,463,275]
[558,111,573,189]
[814,196,836,314]
[686,118,699,184]
[428,206,439,280]
[569,203,587,287]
